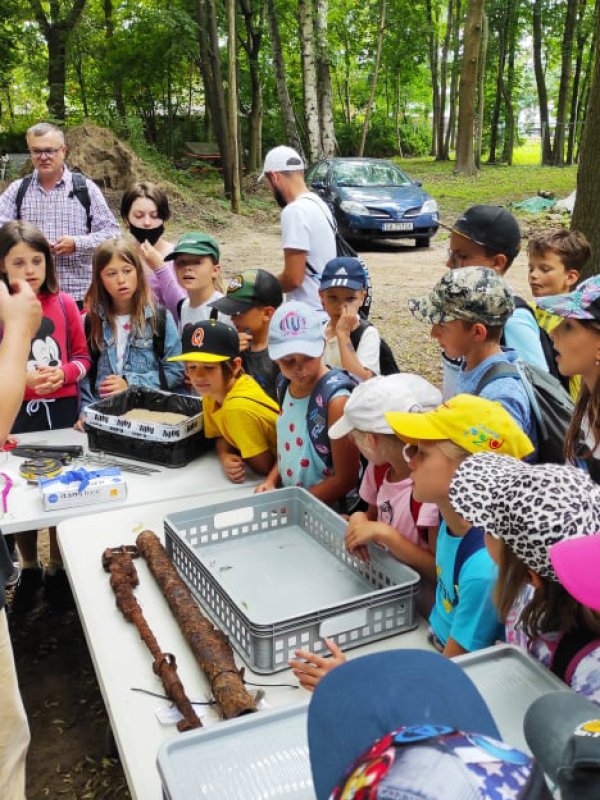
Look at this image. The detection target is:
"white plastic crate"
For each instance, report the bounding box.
[164,487,420,673]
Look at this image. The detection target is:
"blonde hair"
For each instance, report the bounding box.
[437,440,471,462]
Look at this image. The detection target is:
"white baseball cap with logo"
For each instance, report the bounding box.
[259,146,305,181]
[268,301,325,361]
[329,373,443,439]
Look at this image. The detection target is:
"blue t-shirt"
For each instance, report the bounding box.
[454,348,537,450]
[429,521,504,652]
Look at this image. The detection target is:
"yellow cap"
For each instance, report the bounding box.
[384,393,534,459]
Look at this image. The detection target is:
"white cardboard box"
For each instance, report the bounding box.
[40,471,127,510]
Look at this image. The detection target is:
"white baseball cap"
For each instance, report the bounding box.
[259,146,305,181]
[268,301,325,361]
[329,373,443,439]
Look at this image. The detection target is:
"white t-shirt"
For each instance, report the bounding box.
[178,291,232,332]
[280,192,336,311]
[324,324,381,374]
[115,314,131,374]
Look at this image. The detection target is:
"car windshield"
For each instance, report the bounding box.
[332,162,412,187]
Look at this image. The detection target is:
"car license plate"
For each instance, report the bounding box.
[382,222,414,232]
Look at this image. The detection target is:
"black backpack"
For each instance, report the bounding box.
[84,307,168,393]
[15,171,92,232]
[501,296,569,392]
[475,360,574,464]
[349,319,400,375]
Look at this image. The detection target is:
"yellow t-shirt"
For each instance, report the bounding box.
[532,305,581,401]
[203,373,279,459]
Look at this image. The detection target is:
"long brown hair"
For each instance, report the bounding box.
[494,540,600,638]
[85,238,153,349]
[0,221,59,294]
[564,320,600,462]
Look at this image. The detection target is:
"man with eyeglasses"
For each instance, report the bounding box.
[0,122,120,305]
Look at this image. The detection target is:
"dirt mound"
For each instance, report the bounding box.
[65,124,148,190]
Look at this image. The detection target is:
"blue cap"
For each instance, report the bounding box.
[308,650,502,800]
[320,257,367,292]
[268,301,325,361]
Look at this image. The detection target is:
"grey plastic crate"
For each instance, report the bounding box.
[164,487,420,673]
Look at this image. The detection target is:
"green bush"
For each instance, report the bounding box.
[335,116,429,158]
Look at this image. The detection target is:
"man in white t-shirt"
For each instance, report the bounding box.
[260,146,336,315]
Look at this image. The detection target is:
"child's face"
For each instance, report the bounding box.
[320,287,365,320]
[100,256,138,304]
[2,242,46,293]
[430,319,474,359]
[276,354,323,392]
[232,306,270,336]
[403,441,458,504]
[551,318,600,380]
[446,231,505,274]
[185,361,228,396]
[350,430,381,463]
[527,250,579,298]
[127,196,163,229]
[174,254,218,292]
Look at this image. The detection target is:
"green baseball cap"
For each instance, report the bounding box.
[164,231,220,262]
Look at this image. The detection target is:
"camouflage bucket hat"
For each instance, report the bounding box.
[409,266,515,326]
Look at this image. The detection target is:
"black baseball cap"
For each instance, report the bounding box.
[445,205,521,259]
[168,320,240,363]
[209,269,283,316]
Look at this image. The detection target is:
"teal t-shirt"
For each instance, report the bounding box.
[429,520,504,652]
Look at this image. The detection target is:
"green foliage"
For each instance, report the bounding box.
[336,114,430,157]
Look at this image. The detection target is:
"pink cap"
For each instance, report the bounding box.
[550,535,600,612]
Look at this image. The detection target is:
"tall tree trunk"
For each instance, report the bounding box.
[553,0,579,165]
[342,33,352,123]
[315,0,336,156]
[455,0,484,175]
[195,0,233,195]
[444,0,462,155]
[426,0,441,157]
[572,1,600,278]
[298,0,321,161]
[74,49,88,117]
[501,0,518,165]
[437,0,454,160]
[227,0,241,211]
[575,19,595,161]
[533,0,553,164]
[239,0,265,172]
[567,0,588,164]
[395,77,404,156]
[358,0,387,156]
[265,0,304,157]
[488,3,508,164]
[28,0,88,120]
[103,0,126,120]
[475,10,488,168]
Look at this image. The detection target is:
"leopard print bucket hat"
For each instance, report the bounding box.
[448,452,600,580]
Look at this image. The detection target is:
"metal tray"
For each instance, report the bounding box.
[157,645,569,800]
[164,488,420,673]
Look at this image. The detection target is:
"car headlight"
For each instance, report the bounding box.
[340,200,370,216]
[421,199,438,214]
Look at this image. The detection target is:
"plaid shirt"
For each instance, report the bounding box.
[0,167,121,301]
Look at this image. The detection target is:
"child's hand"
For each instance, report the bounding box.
[98,374,128,397]
[345,513,387,561]
[237,330,253,352]
[288,639,346,692]
[254,479,276,494]
[139,240,164,271]
[32,366,65,395]
[335,303,361,336]
[221,453,245,483]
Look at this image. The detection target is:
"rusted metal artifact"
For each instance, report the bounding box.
[136,530,257,719]
[101,545,202,732]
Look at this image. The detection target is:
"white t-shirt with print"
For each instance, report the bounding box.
[325,324,381,374]
[280,192,336,312]
[178,291,232,333]
[115,314,131,374]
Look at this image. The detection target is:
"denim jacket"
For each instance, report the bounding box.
[80,304,184,409]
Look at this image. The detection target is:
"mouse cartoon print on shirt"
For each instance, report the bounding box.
[27,317,61,371]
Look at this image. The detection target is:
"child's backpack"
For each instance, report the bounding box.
[450,526,486,608]
[276,368,358,471]
[475,360,574,464]
[349,320,400,375]
[501,297,569,391]
[550,626,600,684]
[84,306,169,393]
[16,171,92,232]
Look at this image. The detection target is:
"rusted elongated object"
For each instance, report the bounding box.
[101,545,202,732]
[136,530,257,719]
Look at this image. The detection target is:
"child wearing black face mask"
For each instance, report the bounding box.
[120,182,186,319]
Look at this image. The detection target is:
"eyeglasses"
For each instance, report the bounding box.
[402,443,420,463]
[29,147,63,158]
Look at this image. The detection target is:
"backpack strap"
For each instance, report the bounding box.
[307,369,358,469]
[409,491,429,544]
[152,306,168,390]
[551,627,600,683]
[451,526,485,607]
[275,372,290,408]
[71,172,92,232]
[15,175,33,220]
[349,320,369,352]
[84,313,100,393]
[176,297,185,323]
[474,361,520,395]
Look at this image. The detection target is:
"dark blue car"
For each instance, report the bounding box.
[305,157,439,247]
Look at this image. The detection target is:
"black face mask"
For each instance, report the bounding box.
[129,222,164,245]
